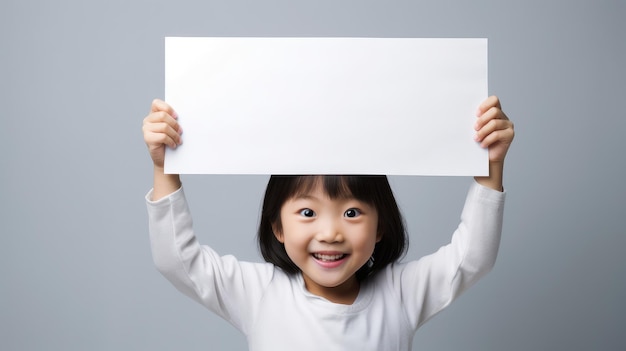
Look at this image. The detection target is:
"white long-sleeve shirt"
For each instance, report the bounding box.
[146,181,505,351]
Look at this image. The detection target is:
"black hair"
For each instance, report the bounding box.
[258,175,407,281]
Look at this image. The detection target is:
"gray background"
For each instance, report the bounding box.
[1,0,624,350]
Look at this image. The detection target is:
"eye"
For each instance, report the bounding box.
[344,208,361,218]
[299,208,316,217]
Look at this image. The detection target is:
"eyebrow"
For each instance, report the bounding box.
[291,193,319,201]
[291,193,358,202]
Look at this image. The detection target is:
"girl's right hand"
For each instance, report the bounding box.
[142,99,183,169]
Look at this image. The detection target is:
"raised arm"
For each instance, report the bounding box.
[395,96,514,329]
[142,100,274,333]
[142,98,183,199]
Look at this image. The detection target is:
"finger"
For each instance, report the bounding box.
[476,95,502,117]
[475,106,508,131]
[474,119,513,143]
[143,121,183,145]
[146,122,182,145]
[144,111,182,134]
[145,131,179,149]
[478,127,515,149]
[151,98,178,119]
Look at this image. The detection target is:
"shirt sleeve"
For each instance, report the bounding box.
[391,181,506,330]
[145,186,273,334]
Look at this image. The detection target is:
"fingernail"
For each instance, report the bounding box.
[172,111,179,119]
[475,108,481,117]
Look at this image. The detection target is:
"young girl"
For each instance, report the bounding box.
[143,96,514,350]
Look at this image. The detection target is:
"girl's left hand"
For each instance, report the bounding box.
[474,96,515,163]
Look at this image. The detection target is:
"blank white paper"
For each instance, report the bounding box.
[164,37,488,175]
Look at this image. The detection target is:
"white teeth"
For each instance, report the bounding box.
[313,253,345,261]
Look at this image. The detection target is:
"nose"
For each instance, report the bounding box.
[315,219,344,243]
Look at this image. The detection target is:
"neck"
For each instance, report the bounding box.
[303,274,360,305]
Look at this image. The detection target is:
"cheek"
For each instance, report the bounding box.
[282,236,313,265]
[350,225,379,255]
[279,224,310,254]
[363,221,380,253]
[361,236,378,255]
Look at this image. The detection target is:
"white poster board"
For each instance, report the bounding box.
[165,37,488,175]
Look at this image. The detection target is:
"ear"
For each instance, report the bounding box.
[272,223,284,243]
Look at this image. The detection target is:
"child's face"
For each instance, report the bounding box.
[273,182,380,303]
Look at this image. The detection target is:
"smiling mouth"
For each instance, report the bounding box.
[312,253,347,262]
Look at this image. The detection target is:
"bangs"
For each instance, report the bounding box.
[283,176,382,204]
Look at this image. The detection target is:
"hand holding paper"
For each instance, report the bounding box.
[143,99,182,169]
[143,99,183,200]
[473,95,515,191]
[474,95,514,164]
